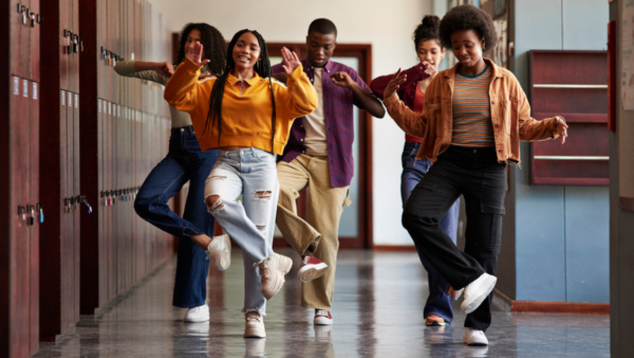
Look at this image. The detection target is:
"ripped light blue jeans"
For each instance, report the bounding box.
[204,147,278,314]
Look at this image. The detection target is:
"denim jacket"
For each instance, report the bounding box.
[383,59,563,164]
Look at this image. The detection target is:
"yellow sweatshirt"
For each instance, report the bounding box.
[164,57,318,155]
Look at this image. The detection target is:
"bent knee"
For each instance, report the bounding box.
[402,211,435,230]
[205,195,223,213]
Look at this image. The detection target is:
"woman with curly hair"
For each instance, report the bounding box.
[114,23,227,323]
[165,29,317,338]
[371,15,460,328]
[382,5,568,345]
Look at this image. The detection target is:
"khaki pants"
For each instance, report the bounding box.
[276,155,350,310]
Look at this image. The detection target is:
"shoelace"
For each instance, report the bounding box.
[246,312,261,322]
[315,309,329,317]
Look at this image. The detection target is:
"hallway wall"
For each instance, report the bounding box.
[502,0,610,303]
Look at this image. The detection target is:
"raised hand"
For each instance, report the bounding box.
[155,62,174,78]
[330,71,355,89]
[281,47,301,75]
[384,68,408,99]
[554,116,569,144]
[186,42,210,68]
[422,61,438,77]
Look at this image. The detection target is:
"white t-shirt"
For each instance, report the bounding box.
[303,68,328,156]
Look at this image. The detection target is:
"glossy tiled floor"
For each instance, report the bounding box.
[34,250,610,358]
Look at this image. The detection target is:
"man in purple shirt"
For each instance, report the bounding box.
[272,18,385,326]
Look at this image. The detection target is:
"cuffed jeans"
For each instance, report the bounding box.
[133,126,219,308]
[204,148,278,314]
[401,141,460,324]
[276,155,350,311]
[402,145,506,331]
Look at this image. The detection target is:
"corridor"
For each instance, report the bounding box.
[33,250,610,358]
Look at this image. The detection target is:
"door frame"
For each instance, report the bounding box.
[267,43,374,250]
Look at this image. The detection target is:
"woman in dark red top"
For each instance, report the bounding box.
[370,15,460,328]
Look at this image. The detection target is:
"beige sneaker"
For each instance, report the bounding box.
[463,327,489,346]
[257,253,293,300]
[206,234,231,271]
[244,311,265,338]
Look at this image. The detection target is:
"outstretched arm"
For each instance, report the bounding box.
[331,71,385,118]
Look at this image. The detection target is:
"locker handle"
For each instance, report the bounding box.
[37,14,42,24]
[77,195,93,214]
[17,205,26,221]
[26,204,35,226]
[31,13,35,27]
[36,203,44,223]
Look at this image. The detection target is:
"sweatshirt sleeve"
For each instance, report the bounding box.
[163,57,214,115]
[383,92,427,139]
[114,60,168,85]
[275,64,318,120]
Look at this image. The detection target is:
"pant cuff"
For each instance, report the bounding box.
[242,308,266,316]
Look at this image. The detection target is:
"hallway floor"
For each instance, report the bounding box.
[33,250,610,358]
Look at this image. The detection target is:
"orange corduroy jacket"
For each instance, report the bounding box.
[383,59,564,164]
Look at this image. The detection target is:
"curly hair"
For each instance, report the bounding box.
[413,15,442,50]
[439,5,497,52]
[175,23,226,76]
[204,30,277,151]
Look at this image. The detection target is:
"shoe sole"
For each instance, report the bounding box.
[462,276,497,314]
[183,316,210,323]
[244,329,266,338]
[425,320,446,327]
[465,341,488,346]
[261,256,293,300]
[314,317,333,326]
[298,263,328,283]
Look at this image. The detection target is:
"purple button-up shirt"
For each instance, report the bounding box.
[272,57,371,188]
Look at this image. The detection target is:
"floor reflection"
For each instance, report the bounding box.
[33,250,609,358]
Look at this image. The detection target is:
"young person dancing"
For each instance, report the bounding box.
[164,29,318,338]
[382,5,568,346]
[114,23,227,323]
[371,15,460,328]
[272,18,385,326]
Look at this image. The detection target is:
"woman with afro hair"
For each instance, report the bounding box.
[114,23,227,323]
[382,5,568,346]
[371,15,460,328]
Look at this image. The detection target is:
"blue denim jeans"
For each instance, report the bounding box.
[133,126,219,308]
[401,141,460,323]
[204,148,279,314]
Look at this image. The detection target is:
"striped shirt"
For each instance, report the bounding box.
[451,65,495,147]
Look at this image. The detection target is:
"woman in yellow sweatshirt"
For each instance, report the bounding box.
[164,29,318,339]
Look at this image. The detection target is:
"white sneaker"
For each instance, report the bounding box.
[257,253,293,300]
[183,304,210,323]
[463,327,489,346]
[206,234,231,271]
[461,273,497,314]
[244,311,266,338]
[297,255,328,283]
[314,309,333,325]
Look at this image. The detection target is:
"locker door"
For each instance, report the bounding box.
[59,0,69,91]
[106,101,116,300]
[97,99,108,307]
[29,0,40,82]
[10,76,30,358]
[28,79,40,357]
[60,89,72,334]
[72,92,80,323]
[11,1,21,76]
[19,0,31,79]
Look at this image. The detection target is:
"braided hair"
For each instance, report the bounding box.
[413,15,442,50]
[204,29,277,151]
[175,23,226,76]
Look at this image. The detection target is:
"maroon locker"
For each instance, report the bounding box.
[29,0,40,82]
[9,76,29,358]
[28,79,40,356]
[11,1,22,77]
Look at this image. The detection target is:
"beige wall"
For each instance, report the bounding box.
[146,0,434,246]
